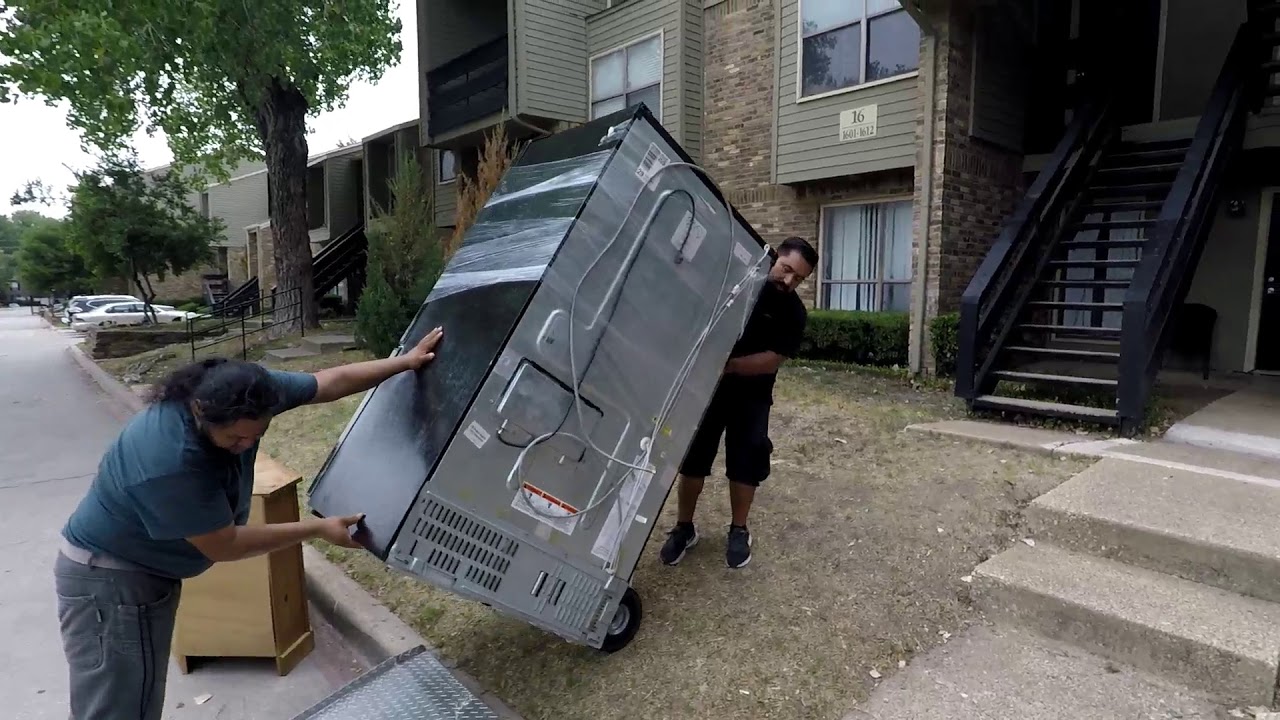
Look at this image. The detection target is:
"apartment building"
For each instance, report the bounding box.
[414,0,938,366]
[415,0,1280,428]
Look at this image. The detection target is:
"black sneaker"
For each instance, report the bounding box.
[659,522,699,565]
[726,525,752,568]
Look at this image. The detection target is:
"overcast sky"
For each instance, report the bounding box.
[0,1,418,218]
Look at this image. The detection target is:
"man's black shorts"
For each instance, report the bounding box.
[678,386,773,487]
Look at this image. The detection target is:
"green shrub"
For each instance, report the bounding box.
[177,301,205,313]
[930,312,960,377]
[797,310,909,367]
[356,153,444,358]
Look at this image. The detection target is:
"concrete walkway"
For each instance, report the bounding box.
[0,308,364,720]
[882,415,1280,717]
[1165,384,1280,460]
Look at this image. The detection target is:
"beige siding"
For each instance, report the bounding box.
[206,172,269,249]
[678,0,703,160]
[364,139,392,220]
[327,156,362,236]
[774,0,920,183]
[434,149,458,228]
[516,0,600,121]
[587,0,684,143]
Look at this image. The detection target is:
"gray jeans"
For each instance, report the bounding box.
[54,552,182,720]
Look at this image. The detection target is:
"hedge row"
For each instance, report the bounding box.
[791,309,962,376]
[797,310,909,366]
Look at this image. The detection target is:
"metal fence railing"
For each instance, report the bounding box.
[187,286,304,361]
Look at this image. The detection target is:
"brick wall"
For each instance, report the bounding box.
[150,266,217,304]
[909,0,1026,371]
[256,226,278,291]
[227,246,249,286]
[703,0,915,307]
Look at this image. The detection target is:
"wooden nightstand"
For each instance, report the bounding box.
[172,453,314,676]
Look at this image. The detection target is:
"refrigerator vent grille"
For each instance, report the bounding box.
[405,499,520,594]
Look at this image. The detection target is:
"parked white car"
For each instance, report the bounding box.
[71,301,205,330]
[63,294,142,324]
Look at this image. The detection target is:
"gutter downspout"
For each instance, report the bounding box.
[909,8,940,374]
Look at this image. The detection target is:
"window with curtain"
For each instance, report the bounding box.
[438,150,457,184]
[799,0,921,99]
[591,35,662,120]
[820,200,913,312]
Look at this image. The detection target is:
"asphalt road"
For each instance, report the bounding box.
[0,308,364,720]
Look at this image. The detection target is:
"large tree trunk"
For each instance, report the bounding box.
[254,80,318,331]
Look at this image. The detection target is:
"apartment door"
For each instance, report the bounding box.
[1256,200,1280,371]
[1075,0,1162,125]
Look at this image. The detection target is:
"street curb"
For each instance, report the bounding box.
[905,420,1137,459]
[68,342,147,414]
[65,339,524,719]
[302,546,523,719]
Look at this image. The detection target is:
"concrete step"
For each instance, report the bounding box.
[264,346,320,362]
[1028,458,1280,605]
[972,542,1280,707]
[856,625,1224,719]
[301,334,356,355]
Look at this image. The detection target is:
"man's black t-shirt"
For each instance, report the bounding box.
[720,281,807,401]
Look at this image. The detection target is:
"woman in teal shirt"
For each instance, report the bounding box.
[56,327,443,720]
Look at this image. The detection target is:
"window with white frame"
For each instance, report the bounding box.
[820,200,913,312]
[438,149,457,184]
[799,0,921,99]
[590,34,662,120]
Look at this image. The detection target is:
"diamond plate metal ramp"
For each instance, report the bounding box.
[291,646,501,720]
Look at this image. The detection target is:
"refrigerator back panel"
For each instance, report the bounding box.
[309,105,772,649]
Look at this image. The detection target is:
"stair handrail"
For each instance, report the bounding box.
[211,276,261,317]
[955,98,1114,398]
[312,225,367,298]
[313,222,366,270]
[1117,22,1259,427]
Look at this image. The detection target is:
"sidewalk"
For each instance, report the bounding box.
[54,310,522,720]
[0,308,365,719]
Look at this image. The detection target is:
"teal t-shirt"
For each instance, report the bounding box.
[62,369,319,579]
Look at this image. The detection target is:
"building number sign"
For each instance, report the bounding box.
[839,104,878,142]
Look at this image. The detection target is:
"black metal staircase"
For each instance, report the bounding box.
[205,276,261,317]
[311,223,368,301]
[201,274,231,307]
[956,22,1261,433]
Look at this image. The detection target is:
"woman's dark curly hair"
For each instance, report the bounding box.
[147,358,280,426]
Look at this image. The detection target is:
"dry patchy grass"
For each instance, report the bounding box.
[258,358,1092,720]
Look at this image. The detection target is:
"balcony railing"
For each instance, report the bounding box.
[427,35,509,138]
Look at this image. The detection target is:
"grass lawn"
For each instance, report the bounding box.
[246,350,1092,720]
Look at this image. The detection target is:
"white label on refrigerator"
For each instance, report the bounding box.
[733,242,755,266]
[636,143,672,190]
[463,421,490,449]
[591,457,657,564]
[671,211,707,261]
[512,482,580,535]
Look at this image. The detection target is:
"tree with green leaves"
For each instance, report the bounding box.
[65,154,223,320]
[15,221,94,297]
[356,154,444,358]
[0,251,17,301]
[0,0,402,330]
[0,217,20,257]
